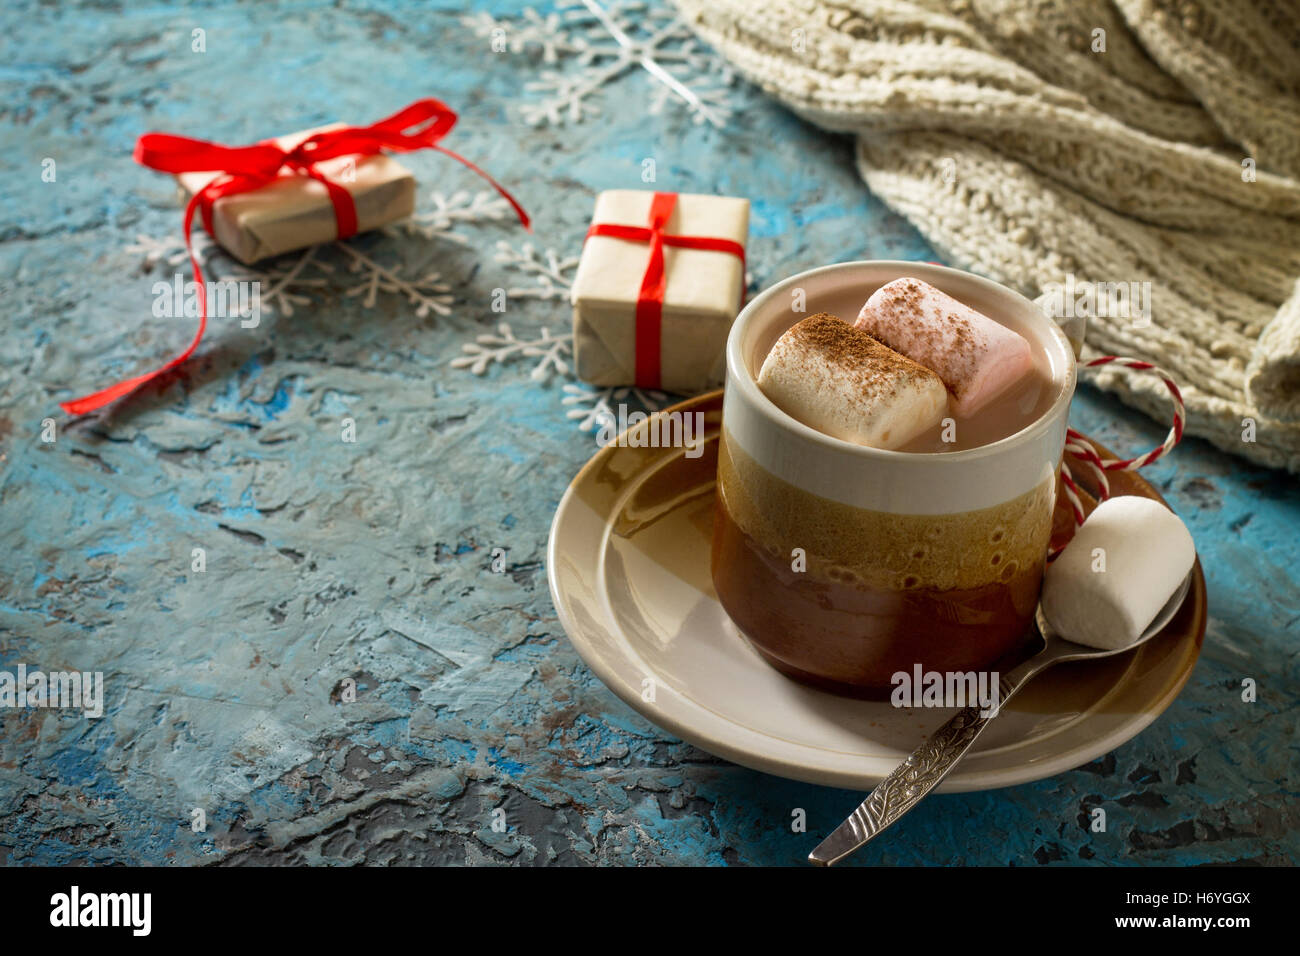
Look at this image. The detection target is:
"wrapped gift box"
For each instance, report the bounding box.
[571,190,749,394]
[176,124,416,264]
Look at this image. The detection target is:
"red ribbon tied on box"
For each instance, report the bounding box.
[60,98,530,416]
[584,192,745,390]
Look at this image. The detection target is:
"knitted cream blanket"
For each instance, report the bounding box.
[673,0,1300,473]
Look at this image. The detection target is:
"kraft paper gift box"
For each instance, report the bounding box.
[176,124,416,265]
[571,190,750,394]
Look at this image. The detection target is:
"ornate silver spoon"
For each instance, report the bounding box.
[808,571,1192,866]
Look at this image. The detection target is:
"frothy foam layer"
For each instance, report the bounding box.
[718,428,1054,593]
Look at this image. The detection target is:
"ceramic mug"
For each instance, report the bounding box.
[711,261,1078,698]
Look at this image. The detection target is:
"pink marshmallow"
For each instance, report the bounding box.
[855,278,1034,416]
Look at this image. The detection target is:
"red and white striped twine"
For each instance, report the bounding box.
[1051,356,1186,558]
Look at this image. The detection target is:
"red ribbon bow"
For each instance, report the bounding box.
[61,98,530,415]
[584,192,745,390]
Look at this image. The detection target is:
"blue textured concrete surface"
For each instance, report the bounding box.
[0,0,1296,866]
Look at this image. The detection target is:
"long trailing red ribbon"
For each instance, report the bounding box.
[61,98,530,416]
[584,191,745,389]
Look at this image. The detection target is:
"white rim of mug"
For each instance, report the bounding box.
[727,260,1078,462]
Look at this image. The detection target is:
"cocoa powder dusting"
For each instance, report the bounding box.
[791,313,940,397]
[867,281,982,393]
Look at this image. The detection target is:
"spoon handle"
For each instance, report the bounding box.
[808,671,1027,866]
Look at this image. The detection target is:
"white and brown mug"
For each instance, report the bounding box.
[711,261,1078,698]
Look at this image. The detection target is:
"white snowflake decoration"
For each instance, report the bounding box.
[456,239,673,437]
[463,6,585,63]
[126,179,521,322]
[388,189,516,244]
[562,383,667,434]
[125,231,217,269]
[220,247,332,318]
[123,224,673,439]
[451,322,572,381]
[477,241,679,436]
[464,0,735,128]
[494,241,578,300]
[334,243,455,318]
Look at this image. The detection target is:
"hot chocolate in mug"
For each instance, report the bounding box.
[710,261,1078,698]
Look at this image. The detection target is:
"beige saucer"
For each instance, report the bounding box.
[547,390,1207,792]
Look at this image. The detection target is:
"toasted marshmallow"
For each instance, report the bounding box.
[757,313,948,450]
[1042,496,1196,650]
[856,278,1034,416]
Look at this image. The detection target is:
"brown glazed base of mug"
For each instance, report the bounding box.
[710,498,1042,700]
[744,642,906,701]
[738,625,1042,701]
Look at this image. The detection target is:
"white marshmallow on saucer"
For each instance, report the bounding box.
[757,312,948,450]
[1042,496,1196,650]
[856,277,1034,416]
